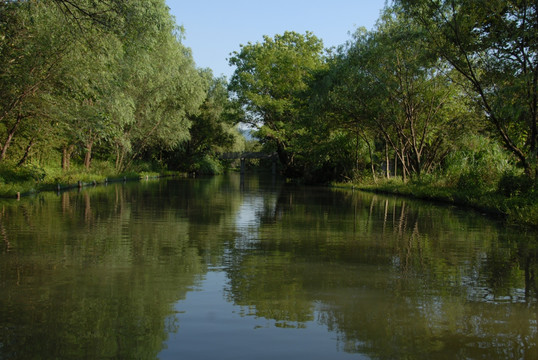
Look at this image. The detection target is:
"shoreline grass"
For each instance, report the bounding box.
[0,163,186,199]
[4,162,537,228]
[332,177,538,228]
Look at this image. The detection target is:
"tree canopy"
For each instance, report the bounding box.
[229,31,326,176]
[0,0,243,175]
[226,1,536,191]
[396,0,538,177]
[1,0,536,192]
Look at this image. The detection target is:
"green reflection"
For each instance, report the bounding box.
[224,184,538,359]
[0,176,244,359]
[0,175,537,359]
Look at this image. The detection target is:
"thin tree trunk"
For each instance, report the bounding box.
[115,145,125,172]
[62,144,75,171]
[0,114,23,161]
[401,148,408,182]
[62,148,68,170]
[385,141,390,179]
[394,151,398,178]
[364,137,376,183]
[355,131,360,176]
[17,137,36,166]
[84,139,93,170]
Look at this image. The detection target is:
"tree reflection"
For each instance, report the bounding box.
[0,177,537,359]
[0,176,246,359]
[224,185,538,359]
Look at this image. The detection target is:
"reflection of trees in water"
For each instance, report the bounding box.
[0,176,247,359]
[1,177,537,359]
[224,185,538,359]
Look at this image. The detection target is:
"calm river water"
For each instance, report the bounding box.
[0,174,537,359]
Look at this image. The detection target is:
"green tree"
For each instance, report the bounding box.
[308,37,384,182]
[323,9,471,180]
[109,0,206,171]
[170,71,245,173]
[397,0,538,178]
[47,21,123,170]
[229,31,326,176]
[0,1,72,163]
[0,0,207,174]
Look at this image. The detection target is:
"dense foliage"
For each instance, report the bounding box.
[229,31,327,177]
[1,0,537,223]
[0,0,244,180]
[225,2,536,223]
[229,3,536,183]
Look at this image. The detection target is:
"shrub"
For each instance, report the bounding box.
[191,155,223,175]
[456,170,488,193]
[0,163,46,183]
[498,171,535,197]
[443,134,513,192]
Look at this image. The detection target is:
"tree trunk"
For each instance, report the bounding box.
[17,137,36,166]
[0,114,23,161]
[364,137,376,183]
[401,148,408,182]
[385,141,390,179]
[62,148,68,170]
[355,131,360,176]
[115,145,125,172]
[394,151,398,178]
[62,144,75,171]
[84,140,93,170]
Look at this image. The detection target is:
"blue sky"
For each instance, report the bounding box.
[165,0,388,79]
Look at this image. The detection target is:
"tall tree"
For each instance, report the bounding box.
[172,71,245,172]
[397,0,538,178]
[111,0,206,171]
[324,9,470,180]
[1,0,208,173]
[0,1,72,162]
[229,31,326,176]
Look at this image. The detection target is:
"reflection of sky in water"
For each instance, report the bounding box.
[235,195,263,228]
[234,196,262,249]
[234,192,276,248]
[160,271,364,360]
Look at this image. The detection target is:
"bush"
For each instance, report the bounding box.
[191,155,223,175]
[88,160,116,176]
[0,163,46,183]
[456,170,488,193]
[443,134,513,192]
[498,171,535,197]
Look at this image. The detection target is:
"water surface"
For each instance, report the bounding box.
[0,174,536,359]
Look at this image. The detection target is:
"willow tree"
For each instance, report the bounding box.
[1,0,206,172]
[0,1,71,163]
[170,71,245,173]
[397,0,538,178]
[327,8,469,180]
[105,0,206,171]
[0,0,125,167]
[229,31,326,176]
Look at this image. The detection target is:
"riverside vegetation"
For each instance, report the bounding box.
[1,0,537,225]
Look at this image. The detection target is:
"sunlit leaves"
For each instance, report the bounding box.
[229,31,326,174]
[397,0,538,176]
[0,0,213,172]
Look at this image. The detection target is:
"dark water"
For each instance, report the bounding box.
[0,174,537,359]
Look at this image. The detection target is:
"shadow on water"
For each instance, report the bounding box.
[0,174,536,359]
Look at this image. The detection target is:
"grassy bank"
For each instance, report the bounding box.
[334,177,538,228]
[0,162,184,198]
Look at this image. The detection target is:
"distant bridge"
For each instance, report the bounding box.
[219,152,277,160]
[219,152,278,174]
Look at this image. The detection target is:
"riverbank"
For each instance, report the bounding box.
[334,178,538,228]
[0,163,186,199]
